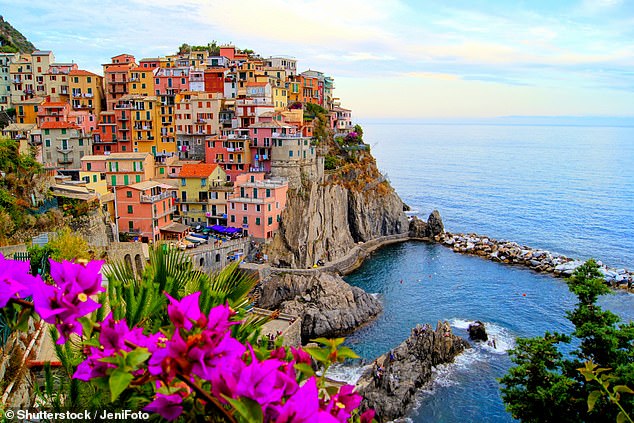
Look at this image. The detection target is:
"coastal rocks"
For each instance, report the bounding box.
[257,271,382,343]
[408,209,444,239]
[440,232,634,290]
[468,320,488,342]
[356,322,470,422]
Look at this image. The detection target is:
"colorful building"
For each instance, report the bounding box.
[9,55,34,103]
[101,152,155,187]
[227,172,288,240]
[248,119,299,173]
[177,163,229,226]
[128,66,155,96]
[92,111,118,154]
[0,52,19,109]
[103,54,136,111]
[69,69,104,117]
[44,62,77,103]
[205,131,251,181]
[31,51,55,98]
[115,180,176,243]
[40,121,92,173]
[174,91,222,160]
[13,97,45,124]
[79,155,109,195]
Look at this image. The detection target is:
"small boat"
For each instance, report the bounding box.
[186,235,204,245]
[191,233,208,241]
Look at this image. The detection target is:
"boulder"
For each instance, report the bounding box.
[427,209,444,237]
[468,320,488,342]
[258,271,382,343]
[356,322,470,422]
[408,216,429,238]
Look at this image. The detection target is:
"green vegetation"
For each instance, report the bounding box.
[27,228,92,275]
[0,138,63,245]
[178,41,220,56]
[499,259,634,422]
[0,16,36,53]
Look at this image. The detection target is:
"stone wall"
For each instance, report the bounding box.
[0,243,28,258]
[187,238,251,273]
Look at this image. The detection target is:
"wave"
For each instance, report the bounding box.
[449,318,516,353]
[326,363,369,385]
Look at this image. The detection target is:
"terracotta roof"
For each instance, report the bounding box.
[105,64,134,73]
[70,69,100,77]
[42,102,67,108]
[179,163,219,178]
[247,82,268,87]
[40,121,79,129]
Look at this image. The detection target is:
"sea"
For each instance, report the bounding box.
[327,121,634,422]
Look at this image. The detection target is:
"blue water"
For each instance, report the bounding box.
[339,123,634,422]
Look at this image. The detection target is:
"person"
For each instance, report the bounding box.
[389,350,395,362]
[492,338,497,349]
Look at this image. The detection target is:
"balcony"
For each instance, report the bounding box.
[155,206,176,218]
[56,146,74,154]
[195,118,206,124]
[141,191,172,203]
[130,76,140,82]
[58,157,73,165]
[272,132,302,138]
[114,104,132,110]
[228,196,264,204]
[83,93,94,98]
[72,91,82,98]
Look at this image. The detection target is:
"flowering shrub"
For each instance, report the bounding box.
[0,253,375,422]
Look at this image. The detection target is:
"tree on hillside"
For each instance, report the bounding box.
[499,260,634,422]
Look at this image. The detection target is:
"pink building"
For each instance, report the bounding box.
[205,132,251,182]
[154,67,190,96]
[36,101,70,126]
[227,172,288,240]
[115,180,176,243]
[248,120,300,173]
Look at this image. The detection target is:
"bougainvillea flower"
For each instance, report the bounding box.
[144,393,183,421]
[291,346,312,367]
[322,384,363,421]
[49,259,104,296]
[0,253,38,307]
[148,330,190,382]
[274,377,339,423]
[166,292,202,330]
[189,333,245,381]
[360,409,376,423]
[73,346,116,381]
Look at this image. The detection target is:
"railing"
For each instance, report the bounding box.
[228,196,264,204]
[272,132,302,138]
[58,157,73,164]
[155,205,177,218]
[140,191,172,203]
[56,146,74,153]
[72,92,82,98]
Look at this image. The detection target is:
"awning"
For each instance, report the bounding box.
[160,222,190,234]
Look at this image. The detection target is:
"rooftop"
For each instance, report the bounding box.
[69,69,100,77]
[105,152,151,160]
[40,121,79,129]
[179,163,220,178]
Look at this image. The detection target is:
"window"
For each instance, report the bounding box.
[124,175,129,185]
[242,216,248,225]
[181,178,186,186]
[86,163,91,171]
[127,205,133,214]
[44,129,49,135]
[136,175,141,183]
[201,178,206,187]
[243,204,247,211]
[256,217,261,225]
[266,189,271,197]
[230,215,235,223]
[268,216,273,225]
[92,175,97,183]
[160,167,165,174]
[289,150,293,157]
[79,139,84,146]
[256,205,261,212]
[126,191,132,198]
[268,204,271,212]
[61,128,67,135]
[45,139,50,147]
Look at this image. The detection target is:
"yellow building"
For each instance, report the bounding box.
[178,163,228,226]
[272,86,288,111]
[128,66,155,96]
[14,97,45,124]
[79,155,109,196]
[69,70,104,117]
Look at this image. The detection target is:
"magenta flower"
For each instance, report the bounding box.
[0,253,38,307]
[31,259,105,344]
[322,384,363,421]
[273,377,338,423]
[145,393,183,421]
[148,330,190,382]
[291,346,312,366]
[206,302,239,336]
[360,409,376,423]
[166,292,202,330]
[235,358,288,405]
[73,346,116,381]
[49,259,105,297]
[189,334,245,381]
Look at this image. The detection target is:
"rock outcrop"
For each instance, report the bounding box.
[468,320,488,342]
[409,210,444,239]
[257,271,382,343]
[267,153,408,269]
[356,322,470,422]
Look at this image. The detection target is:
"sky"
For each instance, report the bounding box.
[2,0,633,119]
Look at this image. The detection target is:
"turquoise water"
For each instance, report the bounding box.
[336,123,634,422]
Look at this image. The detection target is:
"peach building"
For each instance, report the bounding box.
[227,172,288,241]
[115,180,176,243]
[101,152,155,186]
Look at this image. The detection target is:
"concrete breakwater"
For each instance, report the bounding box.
[436,231,633,290]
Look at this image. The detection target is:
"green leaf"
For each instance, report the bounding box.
[225,397,263,423]
[109,369,133,402]
[304,347,329,363]
[294,363,315,377]
[126,348,151,368]
[613,385,634,395]
[587,390,601,412]
[336,346,359,360]
[617,411,628,423]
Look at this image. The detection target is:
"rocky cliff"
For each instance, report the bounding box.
[257,271,383,344]
[268,151,408,268]
[356,322,470,422]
